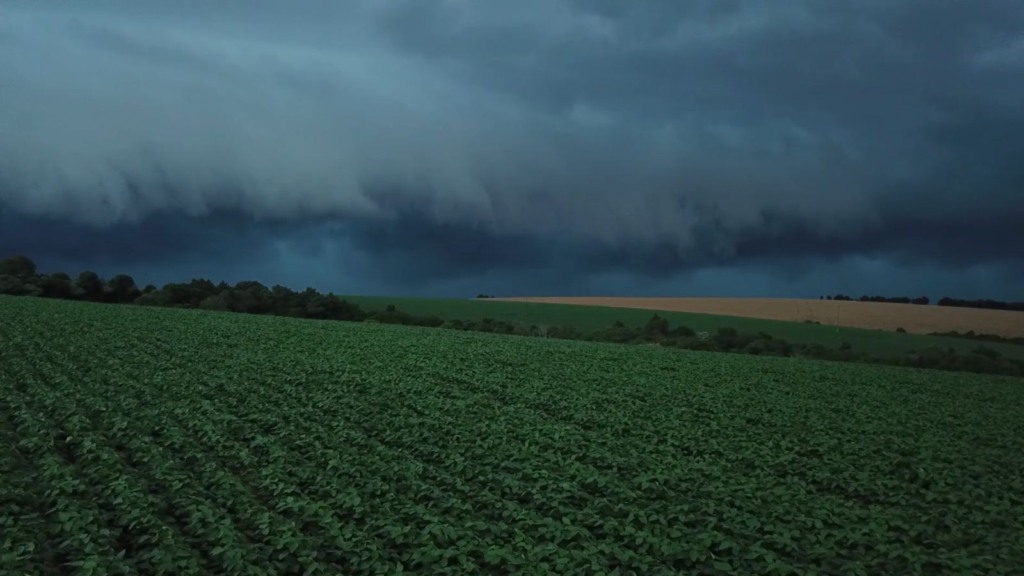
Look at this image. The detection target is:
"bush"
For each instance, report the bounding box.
[668,325,696,338]
[547,325,581,340]
[743,339,771,356]
[676,338,722,353]
[799,343,829,359]
[742,338,792,357]
[591,324,641,344]
[972,345,1001,360]
[644,314,670,336]
[713,327,739,349]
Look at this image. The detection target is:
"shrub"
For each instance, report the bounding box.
[669,325,696,338]
[973,345,1001,360]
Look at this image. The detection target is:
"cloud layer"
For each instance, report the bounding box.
[1,0,1022,297]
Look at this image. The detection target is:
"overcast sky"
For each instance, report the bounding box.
[2,0,1022,298]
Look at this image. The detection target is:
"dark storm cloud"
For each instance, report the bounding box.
[1,0,1023,296]
[0,209,292,289]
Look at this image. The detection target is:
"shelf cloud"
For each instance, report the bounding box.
[2,0,1022,297]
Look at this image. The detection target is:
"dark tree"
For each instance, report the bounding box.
[643,314,670,336]
[155,279,219,308]
[0,255,37,278]
[269,284,304,316]
[231,281,273,314]
[108,274,141,303]
[38,273,75,299]
[158,283,192,307]
[76,271,105,301]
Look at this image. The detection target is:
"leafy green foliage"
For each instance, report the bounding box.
[2,297,1023,574]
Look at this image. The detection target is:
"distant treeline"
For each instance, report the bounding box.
[821,293,1024,311]
[823,294,931,305]
[935,297,1024,312]
[928,330,1024,346]
[1,254,1022,379]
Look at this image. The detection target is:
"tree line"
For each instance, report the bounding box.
[935,297,1024,312]
[823,294,931,305]
[1,254,1022,379]
[821,293,1024,311]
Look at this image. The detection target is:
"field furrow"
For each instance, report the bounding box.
[2,295,1023,574]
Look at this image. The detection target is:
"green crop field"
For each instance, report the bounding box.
[344,295,1024,360]
[2,296,1023,574]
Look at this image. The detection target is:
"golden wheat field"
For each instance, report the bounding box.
[490,297,1024,338]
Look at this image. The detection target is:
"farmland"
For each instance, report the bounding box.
[344,295,1024,360]
[490,297,1024,339]
[2,296,1024,574]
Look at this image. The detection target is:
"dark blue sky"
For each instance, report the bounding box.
[1,0,1022,299]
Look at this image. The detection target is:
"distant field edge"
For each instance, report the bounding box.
[486,296,1024,338]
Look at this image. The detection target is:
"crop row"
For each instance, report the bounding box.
[2,296,1023,574]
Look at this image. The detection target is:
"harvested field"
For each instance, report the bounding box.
[490,297,1024,338]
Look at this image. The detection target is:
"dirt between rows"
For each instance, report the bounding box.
[490,297,1024,338]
